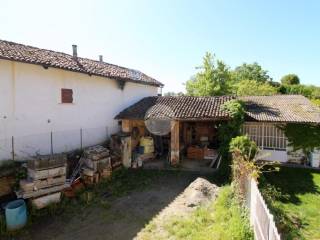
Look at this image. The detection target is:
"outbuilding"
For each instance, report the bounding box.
[115,95,320,168]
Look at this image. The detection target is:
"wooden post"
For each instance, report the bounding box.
[170,120,180,166]
[80,128,83,150]
[50,132,53,156]
[122,120,131,133]
[11,136,15,161]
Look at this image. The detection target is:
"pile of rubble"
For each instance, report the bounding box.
[17,154,68,209]
[81,145,112,185]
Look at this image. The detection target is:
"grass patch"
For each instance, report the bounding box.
[158,186,252,240]
[260,167,320,240]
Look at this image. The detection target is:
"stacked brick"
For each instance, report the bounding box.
[81,145,112,185]
[17,154,67,208]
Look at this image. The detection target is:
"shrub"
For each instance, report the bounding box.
[280,74,300,85]
[217,100,245,183]
[235,79,277,96]
[229,135,257,160]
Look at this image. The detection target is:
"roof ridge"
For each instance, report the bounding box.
[0,39,163,87]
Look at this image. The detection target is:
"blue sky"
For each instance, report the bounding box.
[1,0,319,93]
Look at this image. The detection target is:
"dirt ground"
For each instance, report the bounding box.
[17,172,206,240]
[135,177,219,239]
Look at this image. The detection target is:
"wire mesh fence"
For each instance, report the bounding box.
[0,126,109,161]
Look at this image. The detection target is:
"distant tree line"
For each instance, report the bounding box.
[164,52,320,107]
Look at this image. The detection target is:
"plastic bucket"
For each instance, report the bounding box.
[5,199,27,231]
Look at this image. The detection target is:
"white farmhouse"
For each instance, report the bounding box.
[0,40,163,161]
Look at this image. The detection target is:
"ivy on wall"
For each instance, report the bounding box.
[217,100,245,181]
[218,99,245,154]
[280,123,320,154]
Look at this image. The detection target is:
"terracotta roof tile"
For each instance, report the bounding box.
[116,95,320,124]
[0,39,162,87]
[115,96,235,120]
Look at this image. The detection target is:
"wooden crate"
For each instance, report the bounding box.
[32,192,61,209]
[0,176,15,197]
[187,146,204,160]
[33,175,66,189]
[16,184,68,199]
[28,166,66,180]
[27,154,67,170]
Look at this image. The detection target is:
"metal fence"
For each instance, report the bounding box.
[245,178,281,240]
[0,126,109,161]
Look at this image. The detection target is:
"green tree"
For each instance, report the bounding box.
[232,62,272,83]
[280,74,300,85]
[235,80,277,96]
[185,52,231,96]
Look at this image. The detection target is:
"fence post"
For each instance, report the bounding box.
[80,128,83,150]
[50,131,53,156]
[11,136,15,161]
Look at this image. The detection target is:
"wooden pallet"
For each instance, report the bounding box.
[28,166,66,180]
[27,154,67,170]
[31,192,61,209]
[16,184,68,199]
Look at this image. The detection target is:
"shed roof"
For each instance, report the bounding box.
[0,39,163,87]
[240,95,320,123]
[115,95,320,124]
[115,96,234,121]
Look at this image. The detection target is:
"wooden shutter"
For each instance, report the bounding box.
[61,88,73,103]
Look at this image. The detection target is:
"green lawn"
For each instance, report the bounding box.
[260,167,320,240]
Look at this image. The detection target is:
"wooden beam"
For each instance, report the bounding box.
[122,120,131,133]
[171,120,180,166]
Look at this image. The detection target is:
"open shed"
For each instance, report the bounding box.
[115,96,234,169]
[115,94,320,169]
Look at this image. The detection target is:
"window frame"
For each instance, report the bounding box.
[242,122,287,151]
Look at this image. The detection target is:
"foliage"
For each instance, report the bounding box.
[163,186,253,240]
[218,100,245,152]
[235,79,277,96]
[279,84,320,99]
[311,98,320,107]
[280,74,300,85]
[232,62,272,83]
[280,123,320,155]
[230,136,279,201]
[216,100,245,182]
[260,167,320,240]
[229,135,258,160]
[185,52,231,96]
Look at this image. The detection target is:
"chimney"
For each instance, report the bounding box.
[99,55,103,62]
[72,45,77,59]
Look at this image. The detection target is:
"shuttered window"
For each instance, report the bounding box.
[61,88,73,103]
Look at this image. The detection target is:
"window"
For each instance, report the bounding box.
[242,123,287,151]
[61,88,73,103]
